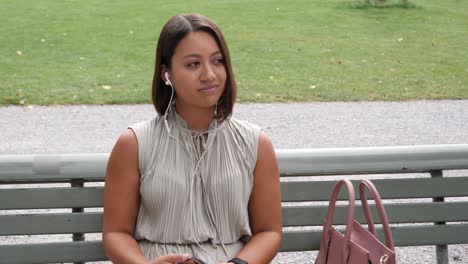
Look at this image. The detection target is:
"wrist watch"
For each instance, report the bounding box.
[228,257,248,264]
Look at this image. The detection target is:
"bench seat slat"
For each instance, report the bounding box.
[281,223,468,252]
[281,177,468,201]
[0,212,102,235]
[0,241,107,264]
[0,187,104,209]
[282,202,468,226]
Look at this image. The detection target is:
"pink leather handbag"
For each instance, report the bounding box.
[315,179,396,264]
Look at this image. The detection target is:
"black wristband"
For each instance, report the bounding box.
[228,257,248,264]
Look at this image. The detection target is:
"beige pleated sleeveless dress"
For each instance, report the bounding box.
[129,108,261,264]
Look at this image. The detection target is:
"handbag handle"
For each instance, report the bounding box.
[359,179,395,250]
[319,179,356,263]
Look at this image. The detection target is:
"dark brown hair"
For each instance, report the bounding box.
[152,13,236,121]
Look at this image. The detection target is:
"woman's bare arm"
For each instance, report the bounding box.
[103,129,195,264]
[230,131,282,264]
[102,129,149,263]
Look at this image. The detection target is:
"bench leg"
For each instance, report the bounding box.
[71,179,85,264]
[436,245,449,264]
[431,170,449,264]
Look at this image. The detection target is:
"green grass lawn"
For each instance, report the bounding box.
[1,0,467,105]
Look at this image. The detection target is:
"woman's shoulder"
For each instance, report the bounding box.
[128,116,164,144]
[128,116,164,135]
[225,118,263,147]
[227,117,262,132]
[129,116,161,130]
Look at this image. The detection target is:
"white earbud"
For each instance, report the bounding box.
[163,71,174,133]
[164,72,172,86]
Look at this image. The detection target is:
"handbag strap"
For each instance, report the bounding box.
[319,179,356,262]
[359,179,395,250]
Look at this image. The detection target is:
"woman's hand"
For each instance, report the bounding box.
[151,253,191,264]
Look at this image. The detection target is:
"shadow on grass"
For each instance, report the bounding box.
[345,0,420,10]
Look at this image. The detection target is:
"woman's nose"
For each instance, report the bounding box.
[200,65,216,82]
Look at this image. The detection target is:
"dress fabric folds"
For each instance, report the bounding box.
[129,110,261,263]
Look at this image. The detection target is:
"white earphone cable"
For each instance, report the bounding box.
[163,80,226,262]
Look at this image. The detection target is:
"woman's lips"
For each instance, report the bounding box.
[198,85,217,94]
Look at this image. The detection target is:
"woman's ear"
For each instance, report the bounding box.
[161,65,169,82]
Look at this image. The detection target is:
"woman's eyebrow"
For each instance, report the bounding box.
[183,54,201,59]
[183,51,222,59]
[211,51,222,56]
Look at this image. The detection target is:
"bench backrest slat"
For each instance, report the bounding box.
[2,145,468,182]
[281,223,468,252]
[0,241,106,264]
[278,145,468,176]
[0,212,102,236]
[281,176,468,201]
[3,202,467,236]
[283,202,468,226]
[0,154,107,182]
[0,187,104,209]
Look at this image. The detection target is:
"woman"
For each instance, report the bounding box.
[103,13,282,264]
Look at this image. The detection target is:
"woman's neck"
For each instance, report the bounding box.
[174,103,215,132]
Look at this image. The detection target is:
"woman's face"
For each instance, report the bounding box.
[166,31,226,112]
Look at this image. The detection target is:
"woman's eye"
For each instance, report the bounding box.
[187,61,200,67]
[214,58,224,65]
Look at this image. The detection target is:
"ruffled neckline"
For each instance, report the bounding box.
[167,105,223,135]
